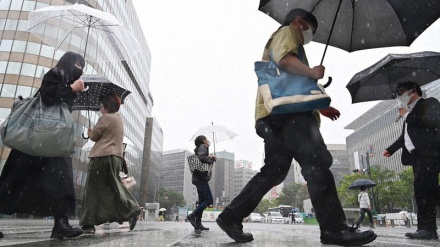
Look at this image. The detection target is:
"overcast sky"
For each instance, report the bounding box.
[131,0,440,170]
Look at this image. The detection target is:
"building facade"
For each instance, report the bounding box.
[345,79,440,174]
[233,162,258,199]
[0,0,159,215]
[210,151,235,207]
[160,149,195,207]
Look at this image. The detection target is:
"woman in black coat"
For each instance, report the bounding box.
[0,51,86,239]
[186,135,216,231]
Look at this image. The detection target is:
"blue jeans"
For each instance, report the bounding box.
[192,180,213,218]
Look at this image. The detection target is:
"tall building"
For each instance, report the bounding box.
[211,151,235,207]
[233,160,258,199]
[139,117,163,207]
[161,149,195,207]
[0,0,161,214]
[345,79,440,174]
[327,144,350,186]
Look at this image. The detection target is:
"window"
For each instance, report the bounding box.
[1,84,16,97]
[16,85,32,98]
[25,42,41,55]
[6,62,21,75]
[12,40,26,52]
[4,19,18,30]
[22,0,36,11]
[0,0,11,10]
[0,40,13,52]
[40,45,54,58]
[21,63,36,77]
[10,0,22,10]
[0,108,11,119]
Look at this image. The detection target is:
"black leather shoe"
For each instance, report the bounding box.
[216,215,253,243]
[0,231,3,238]
[321,229,377,246]
[186,213,199,230]
[405,230,438,240]
[50,217,83,239]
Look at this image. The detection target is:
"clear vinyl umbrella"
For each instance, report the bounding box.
[27,3,142,62]
[190,123,238,154]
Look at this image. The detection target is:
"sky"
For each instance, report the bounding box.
[131,0,440,170]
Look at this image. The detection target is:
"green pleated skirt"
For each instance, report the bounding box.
[79,155,139,226]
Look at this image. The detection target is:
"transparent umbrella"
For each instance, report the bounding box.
[190,123,238,154]
[27,3,142,62]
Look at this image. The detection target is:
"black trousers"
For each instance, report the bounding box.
[411,152,440,231]
[221,112,347,231]
[356,208,373,226]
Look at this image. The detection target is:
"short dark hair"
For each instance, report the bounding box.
[396,81,422,96]
[284,8,318,34]
[55,51,85,83]
[360,186,366,191]
[99,92,121,113]
[194,135,206,147]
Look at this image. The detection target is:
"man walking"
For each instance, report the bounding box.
[383,81,440,240]
[355,186,375,229]
[216,8,377,246]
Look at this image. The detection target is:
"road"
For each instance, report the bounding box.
[0,219,439,246]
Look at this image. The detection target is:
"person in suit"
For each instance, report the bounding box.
[383,81,440,240]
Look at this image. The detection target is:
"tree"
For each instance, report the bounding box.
[156,188,185,211]
[337,165,415,213]
[254,199,276,214]
[276,182,309,211]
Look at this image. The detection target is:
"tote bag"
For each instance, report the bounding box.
[187,154,213,181]
[0,94,75,157]
[254,47,331,114]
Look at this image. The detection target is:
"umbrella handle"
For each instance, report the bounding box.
[82,132,89,139]
[82,86,89,92]
[323,76,332,88]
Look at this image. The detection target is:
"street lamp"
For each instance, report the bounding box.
[365,153,378,211]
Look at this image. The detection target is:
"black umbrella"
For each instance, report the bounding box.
[259,0,440,62]
[73,74,131,111]
[346,51,440,103]
[73,74,131,139]
[348,179,377,190]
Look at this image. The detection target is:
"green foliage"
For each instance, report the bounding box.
[276,182,309,211]
[304,217,319,225]
[337,165,415,214]
[156,188,186,211]
[254,199,276,214]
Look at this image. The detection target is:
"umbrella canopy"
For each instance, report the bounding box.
[81,136,134,152]
[190,124,238,153]
[28,3,142,62]
[259,0,440,53]
[73,74,131,111]
[348,179,377,190]
[346,51,440,103]
[159,208,167,211]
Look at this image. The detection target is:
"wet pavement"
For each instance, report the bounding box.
[0,219,439,246]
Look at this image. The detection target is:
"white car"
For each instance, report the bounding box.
[266,212,284,224]
[247,213,262,222]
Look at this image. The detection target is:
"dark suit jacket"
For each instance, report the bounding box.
[386,97,440,166]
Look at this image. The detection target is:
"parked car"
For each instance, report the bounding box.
[266,212,284,224]
[247,213,262,223]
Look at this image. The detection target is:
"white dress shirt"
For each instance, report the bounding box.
[403,98,421,153]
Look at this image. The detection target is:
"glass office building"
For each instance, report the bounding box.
[345,79,440,174]
[0,0,162,215]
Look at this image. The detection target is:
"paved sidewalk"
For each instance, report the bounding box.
[1,219,439,246]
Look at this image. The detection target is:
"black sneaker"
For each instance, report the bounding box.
[216,214,253,243]
[321,228,377,246]
[0,231,3,238]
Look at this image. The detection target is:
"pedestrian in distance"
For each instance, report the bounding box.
[186,135,215,231]
[402,213,409,227]
[0,51,86,239]
[355,186,375,229]
[383,81,440,240]
[158,211,164,221]
[79,93,141,234]
[215,8,377,246]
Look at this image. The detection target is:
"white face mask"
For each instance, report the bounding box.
[302,25,314,45]
[398,90,413,106]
